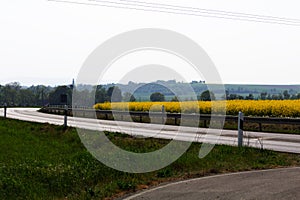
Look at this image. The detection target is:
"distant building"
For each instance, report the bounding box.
[49,80,74,105]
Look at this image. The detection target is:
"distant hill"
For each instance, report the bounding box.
[97,81,300,101]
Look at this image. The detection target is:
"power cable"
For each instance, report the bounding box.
[48,0,300,26]
[115,0,300,23]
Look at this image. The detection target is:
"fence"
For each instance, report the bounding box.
[39,106,300,132]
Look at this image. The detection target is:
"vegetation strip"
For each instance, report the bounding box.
[1,117,300,199]
[94,100,300,118]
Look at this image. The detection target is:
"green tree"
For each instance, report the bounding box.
[3,82,21,106]
[198,90,215,101]
[34,85,47,105]
[28,85,52,106]
[283,90,290,99]
[107,86,122,102]
[267,94,272,100]
[95,85,107,103]
[150,92,165,102]
[245,93,254,100]
[19,89,35,106]
[171,96,179,102]
[260,92,267,100]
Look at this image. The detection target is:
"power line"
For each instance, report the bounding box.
[48,0,300,26]
[89,0,300,24]
[115,0,300,23]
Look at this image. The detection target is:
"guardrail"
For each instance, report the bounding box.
[40,106,300,132]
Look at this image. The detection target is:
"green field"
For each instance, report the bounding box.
[1,117,300,199]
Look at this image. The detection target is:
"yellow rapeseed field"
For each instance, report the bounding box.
[94,100,300,117]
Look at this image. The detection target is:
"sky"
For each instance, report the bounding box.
[1,0,300,86]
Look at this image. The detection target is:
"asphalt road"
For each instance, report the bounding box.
[1,108,300,153]
[123,167,300,200]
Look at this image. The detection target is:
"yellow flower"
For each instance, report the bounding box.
[93,100,300,117]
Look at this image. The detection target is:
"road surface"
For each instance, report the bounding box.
[123,167,300,200]
[1,107,300,153]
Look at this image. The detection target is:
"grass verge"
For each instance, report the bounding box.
[1,117,300,199]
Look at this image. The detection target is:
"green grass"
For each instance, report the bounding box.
[1,117,300,199]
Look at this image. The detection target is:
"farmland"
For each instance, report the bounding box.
[94,100,300,118]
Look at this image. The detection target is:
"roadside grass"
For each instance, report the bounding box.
[1,117,300,199]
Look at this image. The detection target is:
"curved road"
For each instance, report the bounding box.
[124,167,300,200]
[1,108,300,153]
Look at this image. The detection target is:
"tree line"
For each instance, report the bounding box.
[0,82,52,106]
[224,90,300,100]
[1,82,300,107]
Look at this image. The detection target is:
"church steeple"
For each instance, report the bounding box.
[71,78,75,89]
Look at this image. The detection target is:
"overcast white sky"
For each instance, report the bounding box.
[1,0,300,86]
